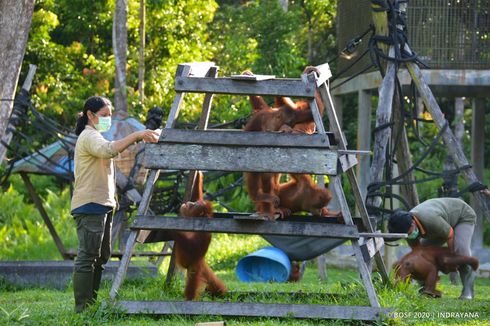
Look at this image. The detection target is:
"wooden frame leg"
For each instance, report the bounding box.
[109,170,160,301]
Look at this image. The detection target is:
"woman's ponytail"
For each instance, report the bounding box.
[75,112,89,135]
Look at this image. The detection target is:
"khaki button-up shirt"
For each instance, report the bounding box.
[71,125,119,211]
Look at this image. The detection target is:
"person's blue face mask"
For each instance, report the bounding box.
[407,227,419,240]
[95,116,111,132]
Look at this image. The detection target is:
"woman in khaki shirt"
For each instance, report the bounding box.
[71,96,159,312]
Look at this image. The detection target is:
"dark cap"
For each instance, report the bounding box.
[388,210,413,233]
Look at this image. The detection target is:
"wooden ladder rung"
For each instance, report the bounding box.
[111,251,171,258]
[130,215,360,239]
[64,250,171,259]
[114,300,393,321]
[174,76,317,97]
[158,129,337,148]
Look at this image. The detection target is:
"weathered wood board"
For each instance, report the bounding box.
[115,301,392,321]
[158,129,336,148]
[175,76,317,97]
[131,215,359,239]
[145,143,338,174]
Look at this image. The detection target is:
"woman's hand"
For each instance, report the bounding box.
[139,129,160,143]
[111,129,161,154]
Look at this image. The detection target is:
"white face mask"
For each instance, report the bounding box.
[95,116,111,132]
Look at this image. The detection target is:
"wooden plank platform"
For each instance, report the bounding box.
[114,301,393,321]
[131,215,359,239]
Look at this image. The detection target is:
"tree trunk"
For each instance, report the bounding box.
[138,0,145,104]
[113,0,128,112]
[0,0,35,163]
[279,0,288,12]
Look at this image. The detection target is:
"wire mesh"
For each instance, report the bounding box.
[336,0,490,76]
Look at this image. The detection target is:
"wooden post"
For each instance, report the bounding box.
[357,90,372,200]
[392,87,419,208]
[20,172,69,259]
[110,169,159,300]
[367,47,396,210]
[370,0,389,68]
[320,82,389,284]
[470,98,485,250]
[406,60,490,222]
[333,95,343,129]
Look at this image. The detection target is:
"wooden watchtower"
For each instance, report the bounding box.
[108,62,398,321]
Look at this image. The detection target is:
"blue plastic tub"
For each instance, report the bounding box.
[236,246,291,283]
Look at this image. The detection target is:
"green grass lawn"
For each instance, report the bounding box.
[1,264,489,325]
[1,235,489,325]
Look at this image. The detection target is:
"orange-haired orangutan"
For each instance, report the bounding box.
[243,67,325,219]
[172,171,227,300]
[394,246,479,298]
[277,173,341,219]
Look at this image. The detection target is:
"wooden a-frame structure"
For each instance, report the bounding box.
[107,62,403,321]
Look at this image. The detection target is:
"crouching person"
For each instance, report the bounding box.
[71,96,160,312]
[388,197,477,299]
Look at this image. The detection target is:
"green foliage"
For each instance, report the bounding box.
[21,0,219,131]
[0,184,75,260]
[139,0,218,120]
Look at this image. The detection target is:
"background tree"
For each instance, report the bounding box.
[0,0,36,163]
[114,0,128,112]
[138,0,145,103]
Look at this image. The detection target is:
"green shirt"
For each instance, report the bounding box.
[410,198,476,242]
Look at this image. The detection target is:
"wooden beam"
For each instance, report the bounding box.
[339,154,358,172]
[158,129,334,148]
[357,90,372,200]
[175,77,317,97]
[392,83,419,208]
[360,237,384,263]
[471,98,486,250]
[406,60,490,222]
[320,77,390,285]
[20,172,69,259]
[110,169,160,301]
[367,48,396,210]
[131,215,359,239]
[144,143,338,175]
[358,232,406,239]
[114,301,392,321]
[370,0,389,68]
[331,69,490,96]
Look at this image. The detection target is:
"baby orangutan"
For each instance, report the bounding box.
[277,174,341,220]
[394,246,479,298]
[172,171,227,300]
